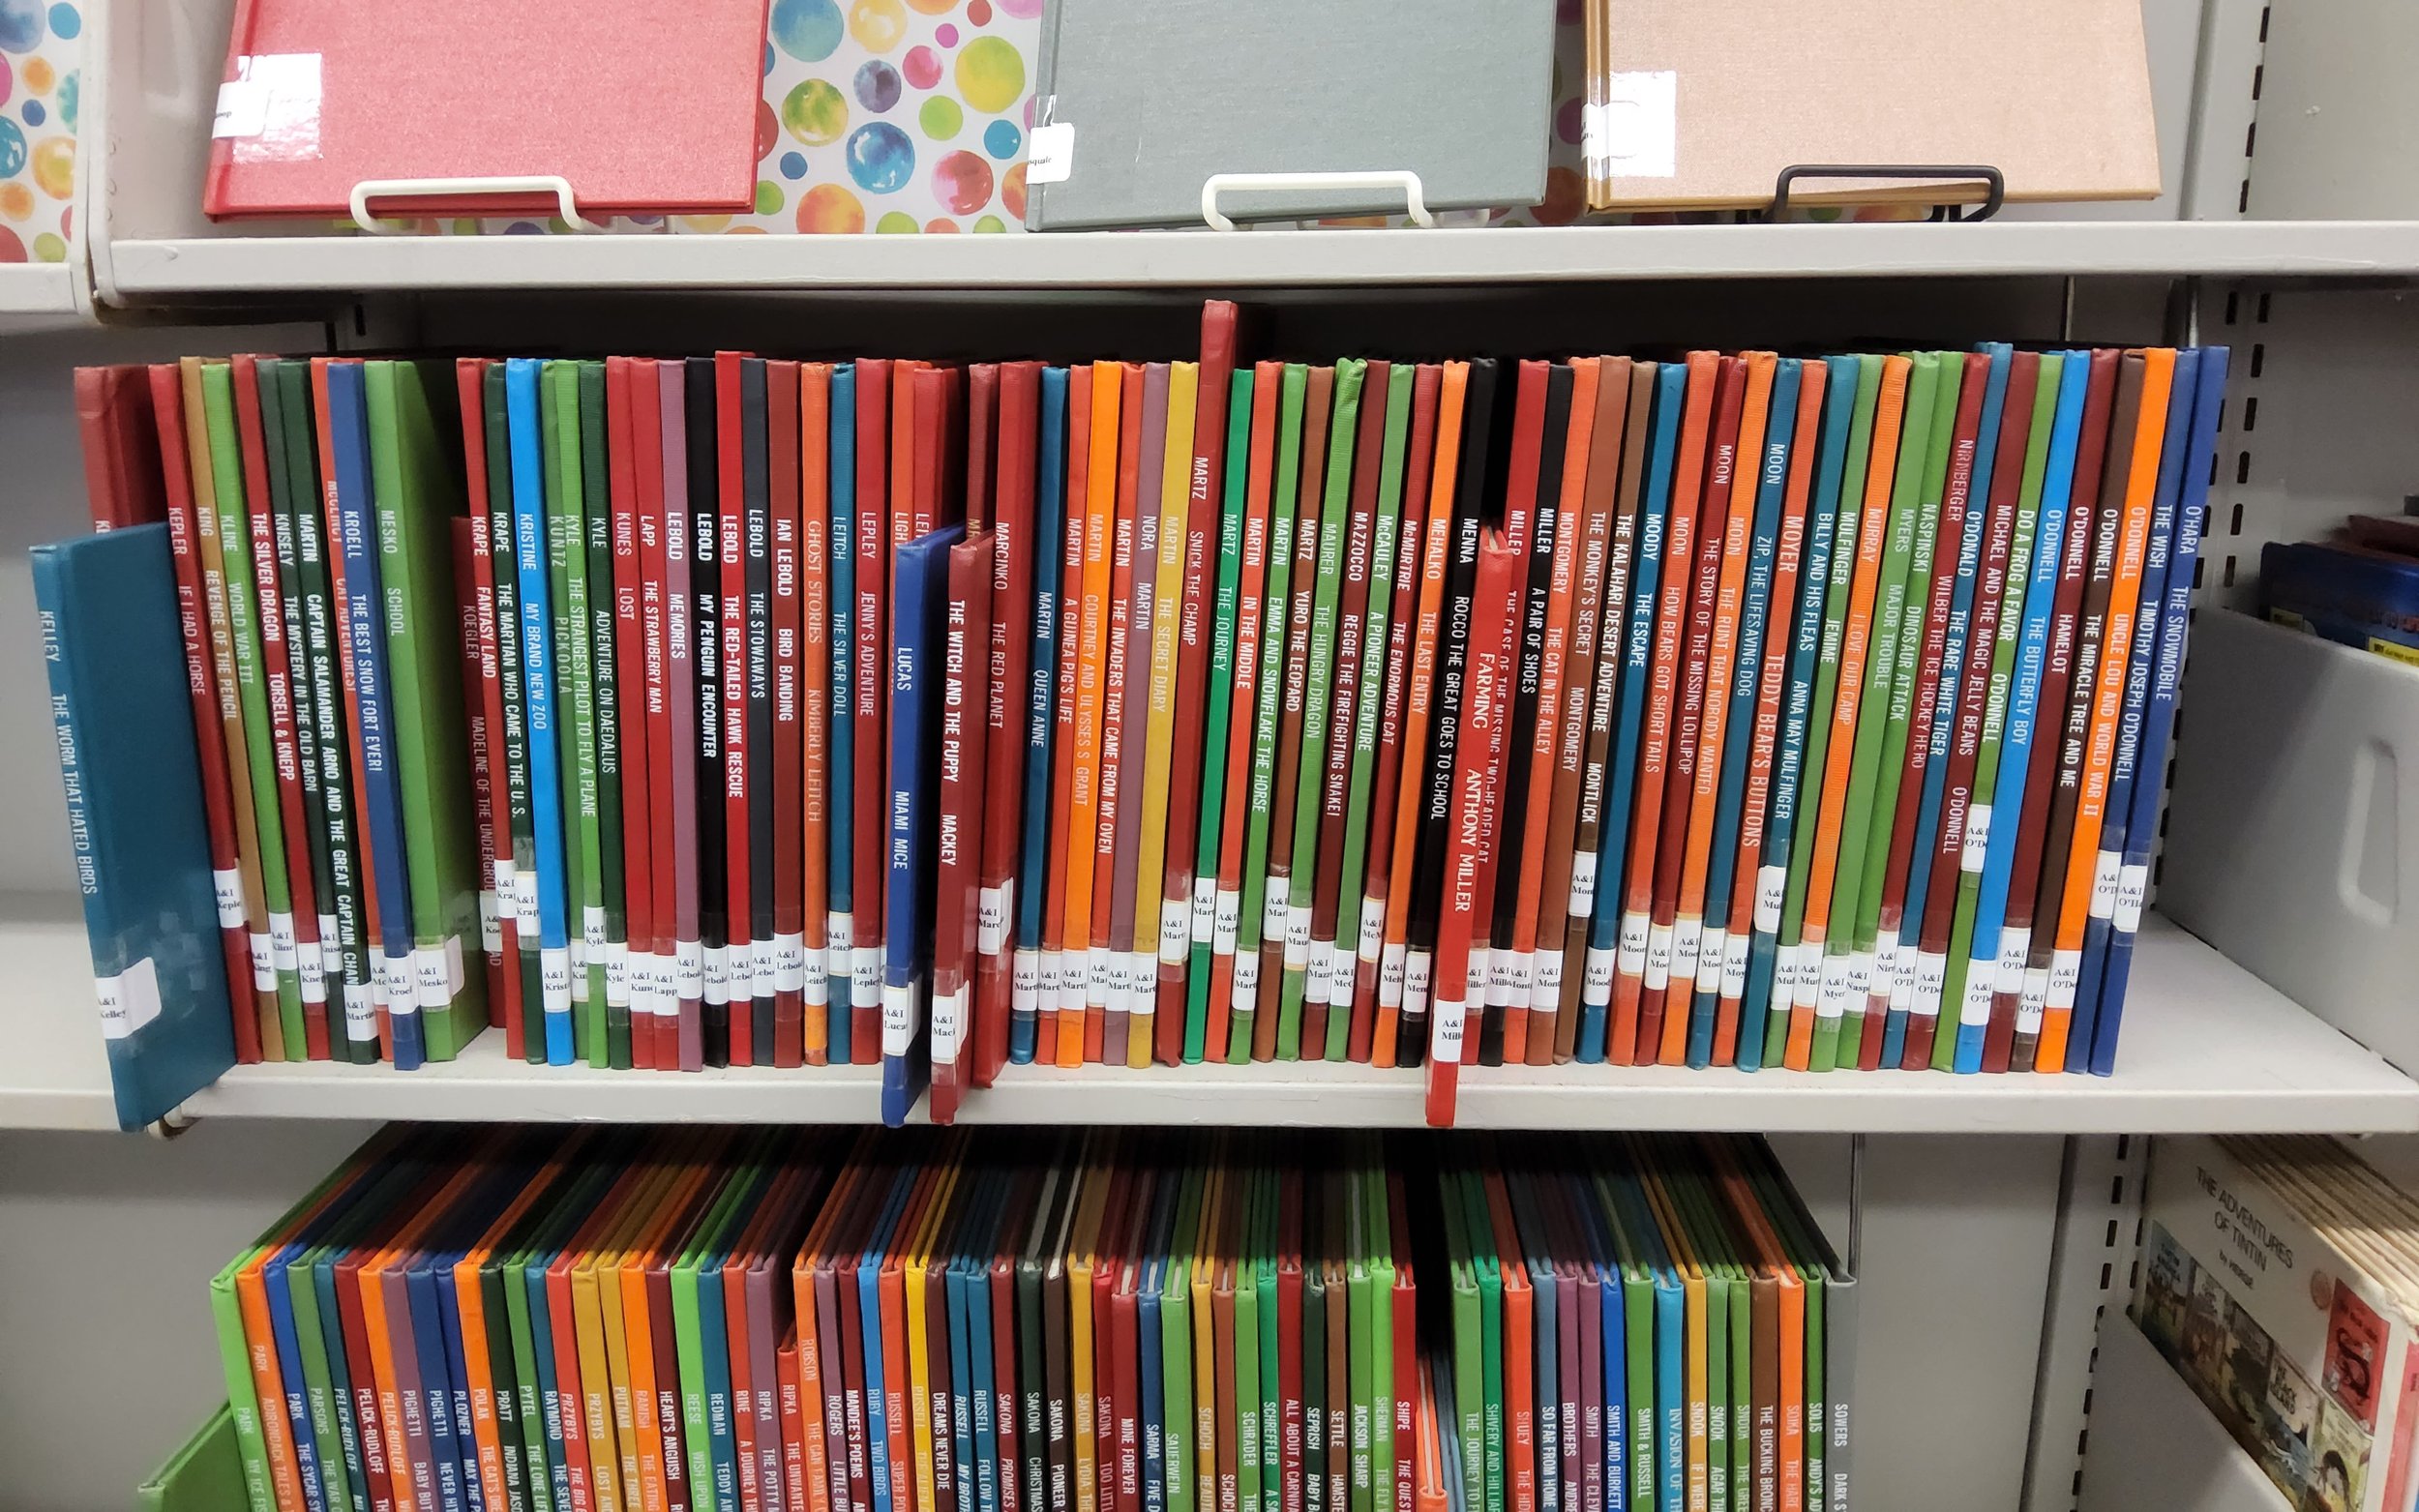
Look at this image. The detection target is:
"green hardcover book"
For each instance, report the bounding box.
[1466,1171,1505,1512]
[1255,1163,1282,1510]
[1345,1164,1374,1512]
[277,361,379,1065]
[1743,1154,1831,1512]
[1441,1168,1484,1512]
[577,362,633,1070]
[1232,366,1309,1063]
[1237,1162,1267,1512]
[480,365,547,1064]
[364,358,488,1058]
[503,1156,628,1512]
[1664,1149,1747,1512]
[140,1408,251,1512]
[1278,359,1365,1057]
[1187,374,1254,1061]
[1304,1175,1330,1512]
[201,362,306,1059]
[1363,1166,1395,1512]
[1768,357,1884,1069]
[1809,352,1941,1072]
[1844,353,1965,1066]
[539,362,605,1065]
[672,1154,771,1503]
[1934,353,2064,1068]
[1331,367,1414,1061]
[257,362,343,1059]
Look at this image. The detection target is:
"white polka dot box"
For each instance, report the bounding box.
[0,0,79,264]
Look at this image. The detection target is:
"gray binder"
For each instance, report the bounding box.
[1025,0,1555,230]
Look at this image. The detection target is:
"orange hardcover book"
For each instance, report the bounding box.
[1607,353,1719,1065]
[1482,1168,1538,1512]
[1511,358,1601,1064]
[1377,362,1471,1067]
[1060,363,1122,1067]
[1659,353,1777,1063]
[1041,366,1096,1067]
[1783,355,1915,1070]
[2037,346,2175,1069]
[456,1141,583,1511]
[1092,365,1147,1064]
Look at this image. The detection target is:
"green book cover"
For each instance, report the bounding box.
[577,362,632,1070]
[1162,1161,1203,1512]
[1346,1168,1374,1512]
[1442,1171,1484,1512]
[1232,366,1309,1063]
[1844,352,1964,1064]
[257,362,342,1059]
[1187,374,1254,1062]
[275,361,379,1065]
[1666,1155,1746,1512]
[1810,352,1940,1073]
[539,362,605,1065]
[1769,356,1884,1069]
[1465,1172,1504,1512]
[364,358,487,1058]
[201,362,305,1058]
[502,1159,626,1512]
[1745,1156,1830,1512]
[1255,1166,1281,1506]
[475,1252,533,1512]
[481,365,547,1064]
[1278,358,1364,1057]
[1331,367,1413,1061]
[1935,353,2064,1068]
[1363,1167,1395,1512]
[283,1243,351,1512]
[1304,1185,1329,1512]
[1236,1164,1266,1512]
[672,1157,767,1502]
[1606,1187,1659,1512]
[140,1407,252,1512]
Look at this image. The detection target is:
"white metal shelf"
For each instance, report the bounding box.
[0,264,88,330]
[96,221,2419,298]
[0,893,125,1132]
[142,915,2418,1131]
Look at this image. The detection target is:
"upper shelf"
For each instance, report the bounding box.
[95,221,2419,299]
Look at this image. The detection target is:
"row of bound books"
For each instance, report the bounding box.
[210,1125,1853,1512]
[49,314,2228,1127]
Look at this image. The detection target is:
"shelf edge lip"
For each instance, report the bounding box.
[100,221,2419,295]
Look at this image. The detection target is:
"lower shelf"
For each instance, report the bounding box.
[154,913,2419,1131]
[2077,1312,2285,1512]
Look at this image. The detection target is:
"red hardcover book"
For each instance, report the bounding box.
[1156,300,1244,1060]
[453,516,508,1042]
[75,365,167,531]
[657,361,705,1071]
[778,1327,810,1512]
[1608,352,1718,1065]
[304,360,359,1059]
[893,361,929,546]
[713,353,754,1063]
[147,365,262,1064]
[1039,366,1093,1069]
[1517,359,1601,1065]
[932,532,997,1123]
[977,363,1042,1086]
[602,357,653,1068]
[457,361,522,1056]
[629,360,674,1070]
[1276,1168,1305,1512]
[801,365,834,1067]
[1637,355,1746,1065]
[768,358,807,1068]
[1256,367,1334,1063]
[1387,1171,1420,1512]
[1306,359,1390,1058]
[205,0,769,219]
[967,364,999,530]
[1542,358,1633,1062]
[232,356,330,1059]
[1424,533,1522,1128]
[1210,362,1285,1060]
[851,359,892,1064]
[1093,366,1147,1065]
[1905,352,2041,1069]
[1862,352,1989,1063]
[1717,360,1828,1062]
[1983,348,2118,1071]
[987,1219,1023,1512]
[1350,363,1441,1058]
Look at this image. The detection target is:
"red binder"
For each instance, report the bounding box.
[205,0,770,220]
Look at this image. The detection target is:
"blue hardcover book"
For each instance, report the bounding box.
[945,1216,979,1512]
[403,1258,468,1512]
[1954,352,2092,1073]
[828,364,857,1064]
[2065,349,2201,1070]
[1566,1171,1626,1508]
[2261,539,2419,654]
[1578,363,1686,1062]
[31,524,239,1127]
[1687,357,1802,1066]
[1432,1355,1462,1512]
[1601,1170,1683,1512]
[700,1238,739,1512]
[431,1255,485,1512]
[1883,343,2012,1068]
[308,1251,371,1512]
[2088,347,2228,1075]
[1737,358,1860,1070]
[882,524,962,1125]
[1014,367,1071,1065]
[262,1230,336,1512]
[966,1174,1007,1512]
[1137,1173,1176,1512]
[1504,1172,1560,1511]
[856,1165,917,1512]
[519,1246,569,1508]
[503,359,574,1065]
[325,363,429,1070]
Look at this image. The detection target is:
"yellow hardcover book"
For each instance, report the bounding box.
[575,1154,683,1512]
[610,1141,718,1506]
[1068,1147,1120,1512]
[455,1139,586,1512]
[1134,362,1201,1064]
[1637,1143,1711,1512]
[906,1158,967,1512]
[1064,363,1125,1064]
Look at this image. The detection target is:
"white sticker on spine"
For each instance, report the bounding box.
[215,870,246,930]
[1960,805,1992,872]
[96,957,162,1040]
[978,887,1009,957]
[1160,898,1191,962]
[2113,864,2148,933]
[2089,851,2123,919]
[775,934,807,994]
[1213,891,1240,956]
[1754,866,1786,934]
[1568,851,1598,917]
[605,942,630,1006]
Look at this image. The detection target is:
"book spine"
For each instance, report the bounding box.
[745,360,779,1068]
[933,532,996,1121]
[983,364,1041,1079]
[851,360,892,1064]
[718,354,754,1066]
[1014,369,1070,1065]
[799,363,832,1067]
[661,364,704,1070]
[1256,367,1329,1063]
[1137,364,1196,1067]
[580,364,631,1070]
[457,363,520,1063]
[1092,367,1143,1065]
[605,359,655,1067]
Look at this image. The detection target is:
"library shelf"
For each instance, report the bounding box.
[97,220,2419,299]
[0,263,85,328]
[0,895,122,1132]
[148,915,2419,1133]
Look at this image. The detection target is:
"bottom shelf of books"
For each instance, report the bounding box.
[145,912,2418,1132]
